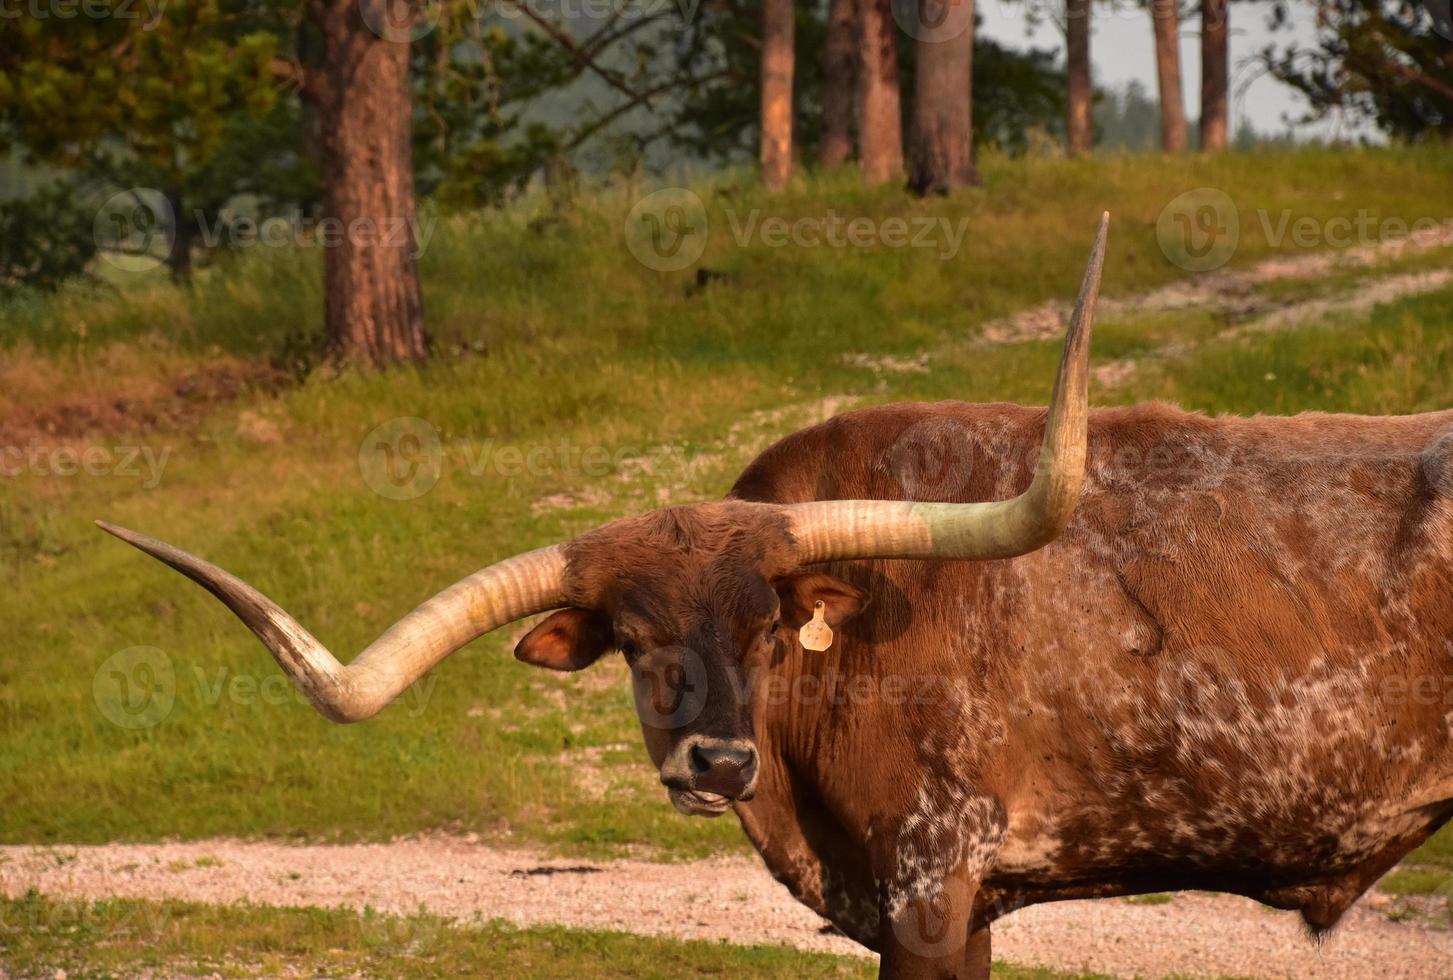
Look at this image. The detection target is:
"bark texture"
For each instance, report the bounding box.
[909,0,978,194]
[760,0,795,190]
[856,0,904,184]
[310,0,429,366]
[1199,0,1229,152]
[1065,0,1093,154]
[1150,0,1188,152]
[820,0,857,167]
[164,186,193,284]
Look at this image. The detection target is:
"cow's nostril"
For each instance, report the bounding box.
[687,741,758,796]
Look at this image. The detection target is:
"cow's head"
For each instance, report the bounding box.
[95,216,1106,818]
[513,503,870,814]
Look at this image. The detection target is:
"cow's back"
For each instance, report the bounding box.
[731,401,1453,925]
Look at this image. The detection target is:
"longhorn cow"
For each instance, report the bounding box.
[100,215,1453,978]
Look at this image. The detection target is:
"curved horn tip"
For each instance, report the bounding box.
[96,519,138,544]
[1089,212,1109,261]
[96,520,165,556]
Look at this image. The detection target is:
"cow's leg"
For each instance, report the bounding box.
[875,789,1004,978]
[964,921,991,978]
[877,872,983,980]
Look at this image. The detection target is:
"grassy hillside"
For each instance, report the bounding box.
[3,146,1453,859]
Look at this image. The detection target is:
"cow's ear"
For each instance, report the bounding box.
[773,572,868,629]
[515,607,614,672]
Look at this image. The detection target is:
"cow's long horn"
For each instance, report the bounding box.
[785,212,1107,563]
[94,521,567,723]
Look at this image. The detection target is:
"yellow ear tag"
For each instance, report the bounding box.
[799,600,833,652]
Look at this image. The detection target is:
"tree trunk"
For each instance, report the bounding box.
[820,0,857,167]
[309,0,428,366]
[1150,0,1188,152]
[856,0,904,184]
[164,186,194,284]
[1199,0,1229,152]
[1065,0,1092,154]
[909,0,977,194]
[760,0,795,190]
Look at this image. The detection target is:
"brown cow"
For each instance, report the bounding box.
[99,216,1453,978]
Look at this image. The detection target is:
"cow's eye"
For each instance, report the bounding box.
[618,640,639,661]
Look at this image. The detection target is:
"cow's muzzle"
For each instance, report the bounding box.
[661,735,759,816]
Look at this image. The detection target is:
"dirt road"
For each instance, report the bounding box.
[4,838,1450,978]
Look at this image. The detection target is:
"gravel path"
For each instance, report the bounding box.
[3,838,1450,978]
[975,220,1453,347]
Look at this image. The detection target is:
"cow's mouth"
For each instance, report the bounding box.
[669,788,734,816]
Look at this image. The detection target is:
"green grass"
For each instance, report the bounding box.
[1123,893,1174,906]
[0,891,1098,979]
[3,144,1453,858]
[1412,831,1453,872]
[1379,867,1453,897]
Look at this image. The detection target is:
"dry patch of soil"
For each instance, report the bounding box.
[0,344,286,447]
[4,839,1450,979]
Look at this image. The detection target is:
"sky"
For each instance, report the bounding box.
[974,0,1375,140]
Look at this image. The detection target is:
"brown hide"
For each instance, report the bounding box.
[727,400,1453,943]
